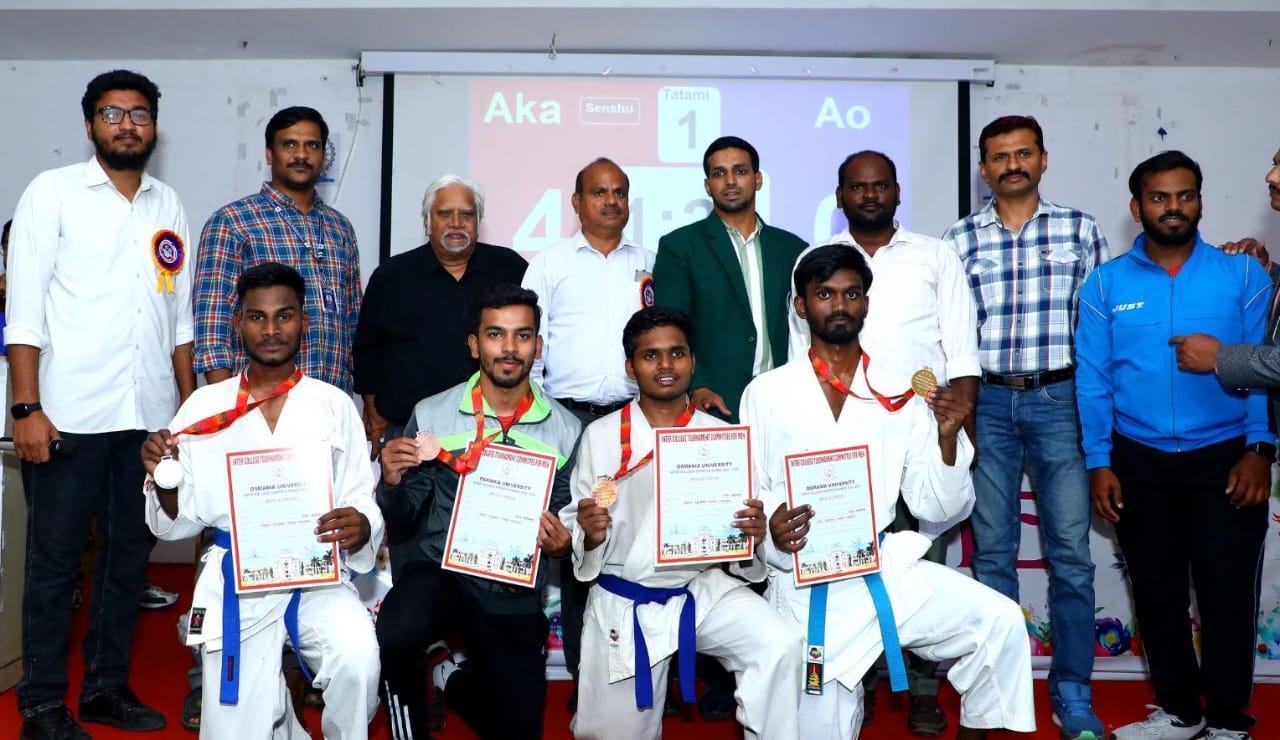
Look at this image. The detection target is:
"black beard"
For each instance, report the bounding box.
[809,315,862,344]
[245,342,300,368]
[1141,212,1200,246]
[95,134,156,171]
[845,206,894,233]
[713,192,754,214]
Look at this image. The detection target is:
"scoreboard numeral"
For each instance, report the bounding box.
[658,87,720,164]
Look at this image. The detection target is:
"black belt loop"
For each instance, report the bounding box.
[557,397,630,417]
[981,367,1075,390]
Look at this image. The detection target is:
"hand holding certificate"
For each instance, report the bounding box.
[783,445,881,587]
[654,426,754,566]
[442,444,558,587]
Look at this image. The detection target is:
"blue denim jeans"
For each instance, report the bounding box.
[970,378,1096,692]
[17,429,151,714]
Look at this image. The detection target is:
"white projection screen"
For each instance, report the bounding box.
[384,67,967,259]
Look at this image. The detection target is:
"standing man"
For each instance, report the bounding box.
[141,262,383,738]
[1078,151,1272,740]
[355,174,527,463]
[789,150,979,736]
[654,135,807,424]
[944,115,1107,740]
[376,284,581,740]
[742,245,1034,740]
[194,106,361,390]
[8,69,192,738]
[521,157,653,708]
[563,306,803,740]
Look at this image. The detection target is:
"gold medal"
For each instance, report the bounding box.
[415,431,442,462]
[591,477,618,508]
[910,367,938,397]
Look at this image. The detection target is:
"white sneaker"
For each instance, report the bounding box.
[139,583,178,609]
[1110,706,1206,740]
[1202,730,1250,740]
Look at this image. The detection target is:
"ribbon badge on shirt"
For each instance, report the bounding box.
[638,271,655,308]
[151,229,185,294]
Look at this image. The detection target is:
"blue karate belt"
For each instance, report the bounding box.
[596,574,696,710]
[212,530,311,704]
[807,534,905,695]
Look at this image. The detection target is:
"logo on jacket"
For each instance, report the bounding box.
[1112,301,1145,313]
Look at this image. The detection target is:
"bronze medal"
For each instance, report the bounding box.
[415,431,442,462]
[591,477,618,508]
[910,367,938,397]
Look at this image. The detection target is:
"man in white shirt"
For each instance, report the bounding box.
[787,150,979,735]
[7,69,196,739]
[141,262,383,738]
[522,157,655,706]
[742,245,1034,740]
[562,306,802,739]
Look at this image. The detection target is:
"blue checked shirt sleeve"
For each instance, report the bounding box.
[192,209,242,376]
[1074,268,1115,470]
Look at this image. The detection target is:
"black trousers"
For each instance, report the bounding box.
[1111,433,1267,732]
[376,563,549,739]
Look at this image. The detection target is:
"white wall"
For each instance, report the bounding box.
[969,65,1280,253]
[0,59,383,286]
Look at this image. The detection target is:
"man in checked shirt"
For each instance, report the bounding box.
[944,115,1109,740]
[193,106,362,390]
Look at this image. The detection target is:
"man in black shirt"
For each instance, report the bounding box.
[354,174,527,464]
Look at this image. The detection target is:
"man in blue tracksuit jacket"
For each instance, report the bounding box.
[1076,151,1272,740]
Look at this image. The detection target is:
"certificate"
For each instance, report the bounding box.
[654,425,753,566]
[442,444,557,588]
[784,445,880,587]
[226,443,339,594]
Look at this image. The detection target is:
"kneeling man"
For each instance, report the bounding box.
[563,306,804,739]
[142,262,383,738]
[740,245,1035,739]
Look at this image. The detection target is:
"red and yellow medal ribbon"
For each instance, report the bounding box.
[151,229,185,294]
[808,348,914,412]
[433,383,535,475]
[171,370,303,439]
[610,400,696,482]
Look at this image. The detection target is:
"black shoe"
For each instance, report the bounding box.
[78,686,167,731]
[663,688,681,717]
[907,695,949,737]
[21,705,91,740]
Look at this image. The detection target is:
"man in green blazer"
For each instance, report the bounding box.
[653,136,807,423]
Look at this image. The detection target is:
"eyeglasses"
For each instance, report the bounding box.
[96,106,154,126]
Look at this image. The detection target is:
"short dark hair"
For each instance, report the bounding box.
[472,283,542,334]
[1,219,11,248]
[838,150,898,187]
[1128,150,1203,200]
[265,106,329,149]
[81,70,160,122]
[574,157,629,195]
[622,306,696,361]
[702,136,760,176]
[794,245,874,297]
[236,261,306,306]
[978,115,1044,161]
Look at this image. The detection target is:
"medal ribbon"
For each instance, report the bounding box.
[611,400,696,481]
[171,370,303,438]
[808,348,913,412]
[435,383,535,474]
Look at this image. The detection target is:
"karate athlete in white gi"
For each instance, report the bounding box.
[562,306,804,740]
[141,262,383,739]
[740,245,1035,739]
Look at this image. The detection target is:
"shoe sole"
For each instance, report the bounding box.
[79,714,167,732]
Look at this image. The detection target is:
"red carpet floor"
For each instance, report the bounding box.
[2,563,1278,739]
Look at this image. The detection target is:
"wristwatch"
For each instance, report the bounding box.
[11,402,42,419]
[1247,441,1277,460]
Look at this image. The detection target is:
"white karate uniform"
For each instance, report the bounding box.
[145,375,385,740]
[739,358,1035,738]
[561,403,804,740]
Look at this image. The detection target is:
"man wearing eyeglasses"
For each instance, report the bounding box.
[7,69,194,739]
